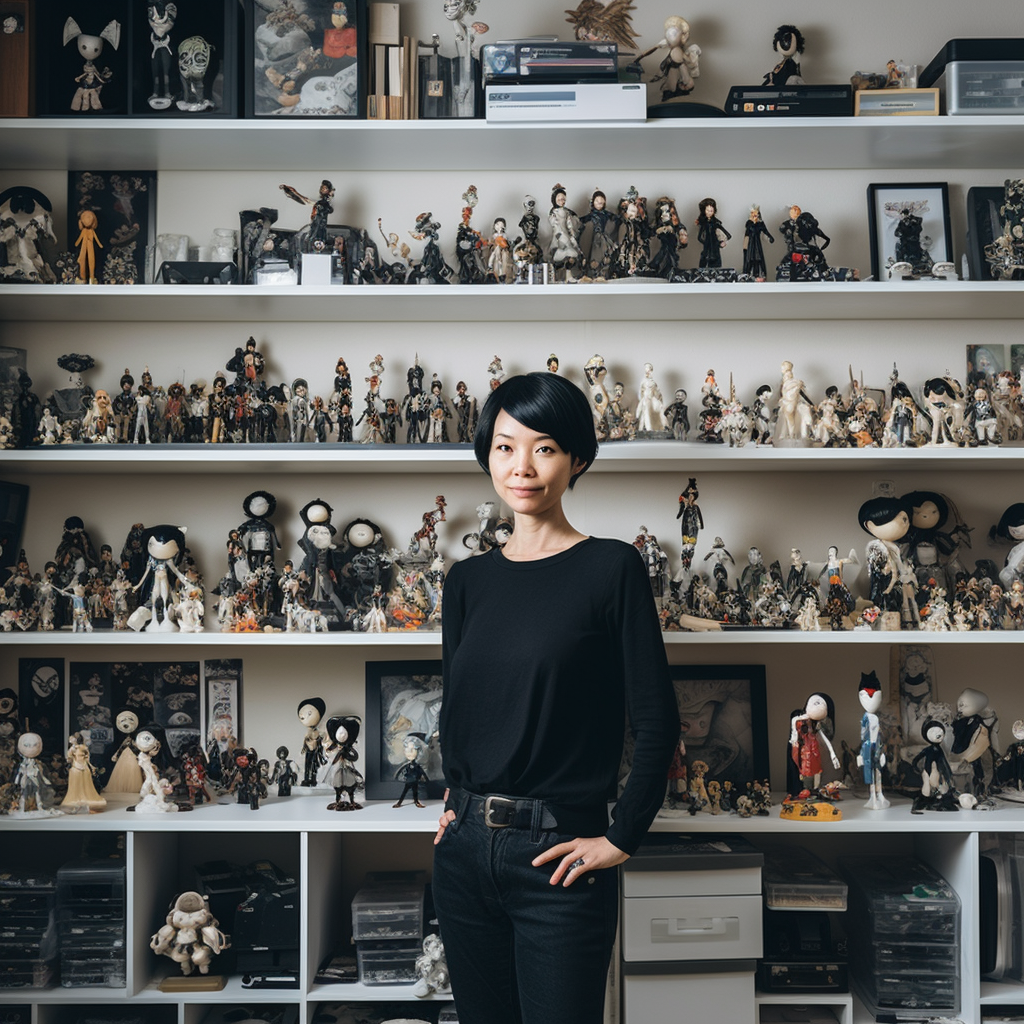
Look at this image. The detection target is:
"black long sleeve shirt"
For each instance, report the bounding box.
[440,537,678,856]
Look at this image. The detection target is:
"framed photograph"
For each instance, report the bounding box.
[128,1,239,117]
[246,0,367,119]
[620,664,769,810]
[364,659,443,801]
[866,181,952,281]
[67,171,157,285]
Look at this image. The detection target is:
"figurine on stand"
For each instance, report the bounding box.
[393,732,430,808]
[64,16,121,112]
[132,726,178,814]
[297,697,327,787]
[145,1,176,109]
[911,720,959,813]
[580,189,620,279]
[61,734,106,811]
[513,195,542,270]
[950,687,999,799]
[763,25,805,86]
[696,198,730,269]
[280,179,335,253]
[645,16,701,101]
[128,525,192,632]
[270,746,298,797]
[408,212,453,283]
[742,205,775,280]
[11,730,58,815]
[548,184,584,280]
[150,891,229,977]
[856,672,890,809]
[325,715,363,811]
[788,693,840,799]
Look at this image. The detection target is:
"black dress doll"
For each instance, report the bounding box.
[649,197,687,279]
[742,205,775,279]
[696,198,731,268]
[580,189,620,279]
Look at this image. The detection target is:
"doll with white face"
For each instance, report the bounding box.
[856,672,889,809]
[788,692,839,798]
[298,697,327,787]
[951,686,998,799]
[133,726,178,813]
[911,719,958,813]
[129,525,192,632]
[858,497,918,628]
[12,731,57,815]
[105,707,143,793]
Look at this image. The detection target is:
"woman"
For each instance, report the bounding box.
[433,372,677,1024]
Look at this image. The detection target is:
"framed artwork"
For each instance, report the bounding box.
[967,343,1005,384]
[620,664,769,807]
[246,0,367,119]
[203,658,243,785]
[866,181,952,280]
[35,0,129,116]
[364,659,443,801]
[18,658,65,767]
[966,185,1013,282]
[67,171,157,285]
[128,1,239,117]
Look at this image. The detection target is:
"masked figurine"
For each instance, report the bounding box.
[176,34,215,112]
[298,697,327,787]
[856,672,889,809]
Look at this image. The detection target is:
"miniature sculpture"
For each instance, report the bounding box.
[393,732,430,807]
[856,672,889,809]
[146,2,176,109]
[565,0,640,49]
[951,687,999,799]
[180,744,211,806]
[696,198,730,268]
[62,734,106,811]
[133,726,178,813]
[280,179,335,253]
[763,25,805,86]
[64,16,121,112]
[664,389,690,441]
[548,184,584,280]
[455,185,487,284]
[922,376,967,447]
[992,503,1024,590]
[1000,720,1024,791]
[12,730,57,815]
[298,697,327,787]
[442,0,484,118]
[513,195,542,270]
[773,361,814,443]
[104,707,143,793]
[580,189,621,279]
[911,720,958,813]
[238,490,282,572]
[645,15,701,101]
[788,693,840,798]
[176,34,216,112]
[486,217,514,283]
[742,205,775,279]
[150,891,229,975]
[128,524,192,632]
[635,362,666,434]
[413,933,452,997]
[648,196,687,280]
[0,185,59,283]
[297,498,349,626]
[676,477,703,546]
[858,497,919,628]
[270,746,299,797]
[409,212,453,283]
[227,746,268,810]
[612,186,649,276]
[325,715,364,811]
[74,209,102,284]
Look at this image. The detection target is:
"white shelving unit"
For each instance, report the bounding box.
[6,10,1024,1018]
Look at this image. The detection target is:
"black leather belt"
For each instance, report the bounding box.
[453,789,608,836]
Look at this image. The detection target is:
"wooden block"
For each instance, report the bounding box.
[0,1,34,117]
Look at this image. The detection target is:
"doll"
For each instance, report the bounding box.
[664,389,690,441]
[742,205,775,279]
[635,363,666,433]
[280,179,334,253]
[455,185,487,284]
[1000,720,1024,791]
[61,734,106,811]
[393,732,430,807]
[990,503,1024,590]
[548,184,584,280]
[227,746,267,810]
[858,496,919,628]
[270,746,299,797]
[180,744,211,806]
[856,672,889,809]
[133,725,178,813]
[676,478,703,546]
[696,198,730,268]
[486,217,514,283]
[513,195,541,269]
[409,211,453,283]
[146,2,176,109]
[646,15,700,101]
[129,525,192,632]
[12,730,57,814]
[788,692,839,798]
[297,697,327,787]
[297,498,349,624]
[901,489,970,593]
[413,933,451,997]
[451,380,478,442]
[64,16,121,112]
[922,376,966,447]
[325,714,364,811]
[150,891,229,975]
[580,189,620,279]
[648,196,687,280]
[763,25,805,87]
[612,186,650,277]
[950,687,999,798]
[238,491,281,573]
[911,720,958,813]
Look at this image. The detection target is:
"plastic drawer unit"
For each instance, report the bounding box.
[621,835,763,1024]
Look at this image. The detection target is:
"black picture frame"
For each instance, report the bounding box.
[67,171,157,285]
[0,480,29,587]
[128,0,240,118]
[364,659,443,801]
[245,0,367,119]
[36,0,130,117]
[866,181,953,281]
[966,185,1010,282]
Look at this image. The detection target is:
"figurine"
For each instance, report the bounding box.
[911,720,959,813]
[858,497,919,628]
[676,478,704,546]
[238,490,282,573]
[227,746,267,810]
[664,389,690,441]
[888,201,933,277]
[146,1,176,109]
[455,185,487,284]
[513,195,542,269]
[61,733,106,811]
[393,732,430,807]
[612,186,649,277]
[442,0,484,118]
[565,0,641,50]
[413,933,451,998]
[63,16,121,112]
[150,891,229,975]
[180,744,211,806]
[763,25,805,86]
[486,217,514,283]
[648,196,687,279]
[922,376,966,447]
[580,189,621,279]
[635,362,666,434]
[696,198,730,268]
[742,205,775,279]
[773,361,814,444]
[296,498,350,625]
[280,179,335,253]
[133,725,179,813]
[325,714,363,811]
[270,746,298,797]
[0,185,59,283]
[992,504,1024,590]
[645,16,700,101]
[950,687,999,799]
[902,489,971,593]
[74,209,102,284]
[128,525,191,632]
[451,380,478,442]
[1000,720,1024,791]
[548,184,584,280]
[856,672,889,809]
[175,35,216,112]
[101,708,142,793]
[297,697,327,787]
[788,693,840,798]
[11,730,57,815]
[409,211,453,283]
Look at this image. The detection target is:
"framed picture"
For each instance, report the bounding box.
[0,480,28,587]
[866,181,952,280]
[364,659,443,801]
[128,1,239,117]
[67,171,157,285]
[966,184,1014,282]
[246,0,367,119]
[620,664,769,810]
[203,659,243,785]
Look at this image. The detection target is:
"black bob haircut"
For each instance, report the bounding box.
[473,372,598,489]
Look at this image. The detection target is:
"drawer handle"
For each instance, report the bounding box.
[653,916,734,937]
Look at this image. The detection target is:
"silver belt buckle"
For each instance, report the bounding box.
[483,795,516,828]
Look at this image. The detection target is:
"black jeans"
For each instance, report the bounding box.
[432,797,618,1024]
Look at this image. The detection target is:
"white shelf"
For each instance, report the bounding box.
[307,981,452,1002]
[3,280,1024,323]
[6,116,1024,172]
[138,976,302,1003]
[981,979,1024,1004]
[0,986,130,1003]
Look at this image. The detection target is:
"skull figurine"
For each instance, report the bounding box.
[176,35,214,112]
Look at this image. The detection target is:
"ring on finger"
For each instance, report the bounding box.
[570,857,585,871]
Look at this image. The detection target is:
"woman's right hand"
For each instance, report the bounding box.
[434,808,456,845]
